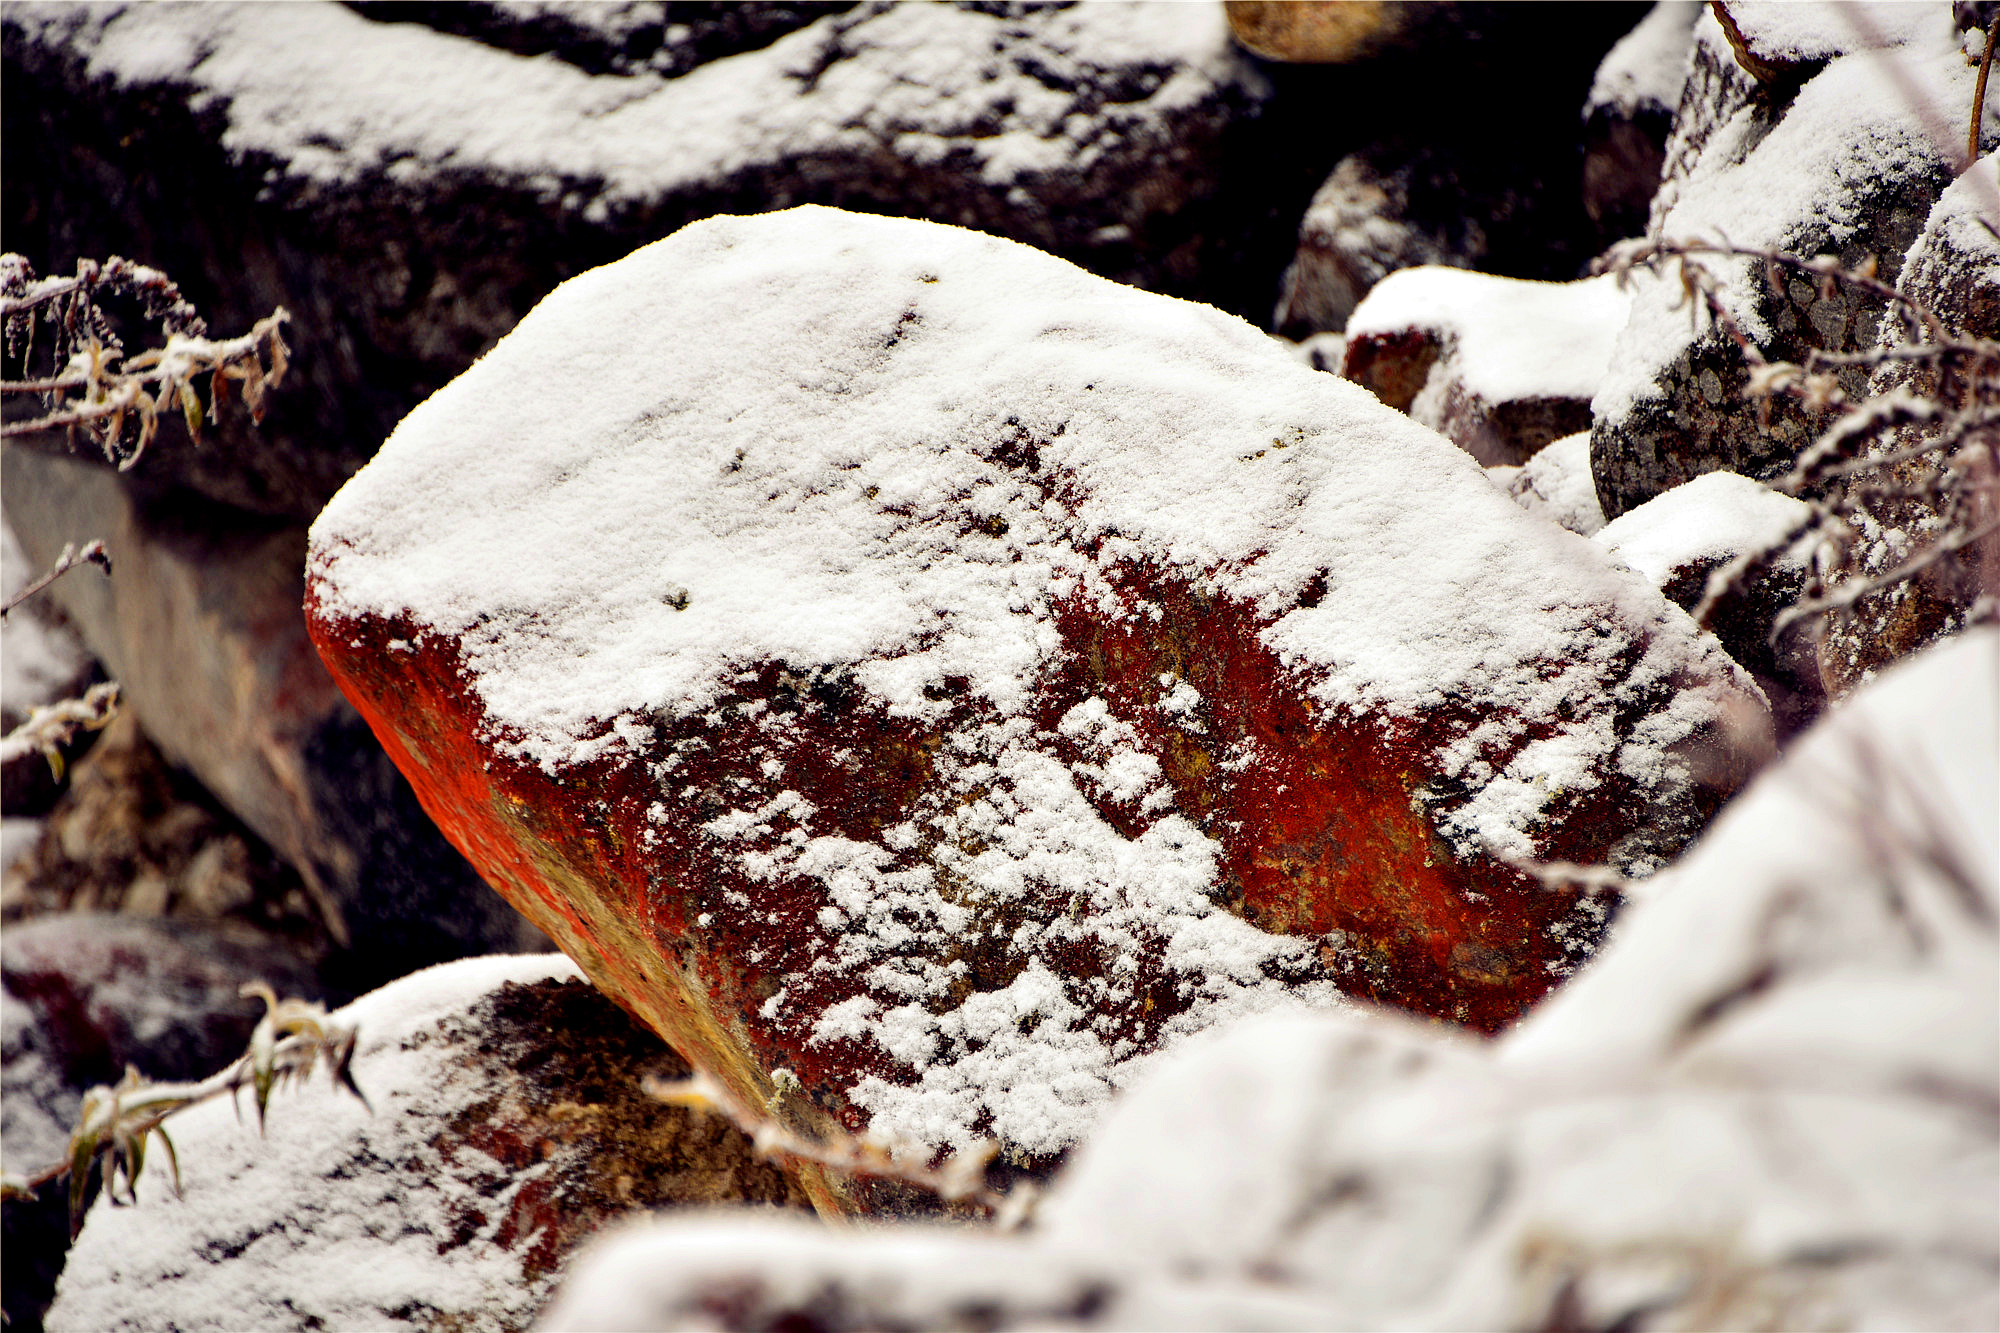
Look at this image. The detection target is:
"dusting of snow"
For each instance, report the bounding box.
[48,954,583,1333]
[1345,267,1631,406]
[1594,469,1810,587]
[1585,1,1700,120]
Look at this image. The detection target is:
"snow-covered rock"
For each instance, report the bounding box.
[1596,470,1821,735]
[47,955,807,1333]
[2,0,1272,521]
[307,206,1770,1201]
[1342,268,1630,466]
[538,627,2000,1333]
[1490,431,1608,536]
[1591,3,1968,519]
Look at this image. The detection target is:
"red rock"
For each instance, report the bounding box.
[306,208,1770,1210]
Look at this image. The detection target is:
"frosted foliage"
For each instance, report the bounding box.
[1594,469,1810,587]
[21,1,1252,202]
[49,956,585,1333]
[539,631,1999,1333]
[1596,7,1971,426]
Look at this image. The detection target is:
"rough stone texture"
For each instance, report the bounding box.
[2,0,1285,523]
[537,628,2000,1333]
[1818,164,2000,696]
[1590,8,1961,521]
[306,209,1769,1211]
[46,956,810,1333]
[1,914,323,1333]
[1595,471,1824,739]
[1,447,545,996]
[1339,270,1627,467]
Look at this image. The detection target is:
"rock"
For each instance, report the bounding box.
[1590,5,1962,520]
[306,207,1769,1203]
[3,0,1276,522]
[1267,5,1645,339]
[538,628,2000,1333]
[1223,0,1461,64]
[1490,431,1608,536]
[1340,268,1629,466]
[1581,1,1700,244]
[1595,470,1823,737]
[1817,163,2000,696]
[1,448,545,995]
[46,955,809,1333]
[1,914,323,1333]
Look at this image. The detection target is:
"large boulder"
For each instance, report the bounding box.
[1589,4,1967,520]
[1,448,544,996]
[1580,1,1700,244]
[1339,268,1630,466]
[306,208,1769,1207]
[3,0,1277,522]
[47,955,809,1333]
[538,627,2000,1333]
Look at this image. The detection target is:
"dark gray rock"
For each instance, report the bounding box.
[1581,2,1700,244]
[1589,7,1959,521]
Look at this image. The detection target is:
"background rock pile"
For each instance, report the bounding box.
[2,3,1994,1331]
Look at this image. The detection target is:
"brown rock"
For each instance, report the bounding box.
[305,209,1770,1209]
[46,959,810,1333]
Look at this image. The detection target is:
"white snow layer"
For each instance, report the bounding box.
[1597,4,1970,428]
[1492,431,1608,536]
[540,628,1999,1333]
[1594,468,1811,587]
[48,954,585,1333]
[1585,1,1700,119]
[1345,267,1631,406]
[17,0,1254,202]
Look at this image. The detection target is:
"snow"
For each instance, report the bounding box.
[18,1,1255,206]
[1492,431,1607,536]
[1345,267,1631,406]
[1585,0,1700,120]
[1597,6,1969,426]
[1,512,93,720]
[1594,468,1811,587]
[1721,0,1943,64]
[48,954,583,1333]
[538,628,2000,1332]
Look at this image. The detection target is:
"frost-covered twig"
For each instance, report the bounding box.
[0,681,120,780]
[0,538,110,618]
[644,1069,1036,1228]
[2,254,290,471]
[0,984,365,1237]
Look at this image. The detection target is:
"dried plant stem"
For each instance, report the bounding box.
[0,539,111,618]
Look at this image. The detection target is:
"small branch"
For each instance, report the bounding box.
[0,539,111,618]
[1973,13,1999,169]
[0,682,120,779]
[645,1069,1036,1228]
